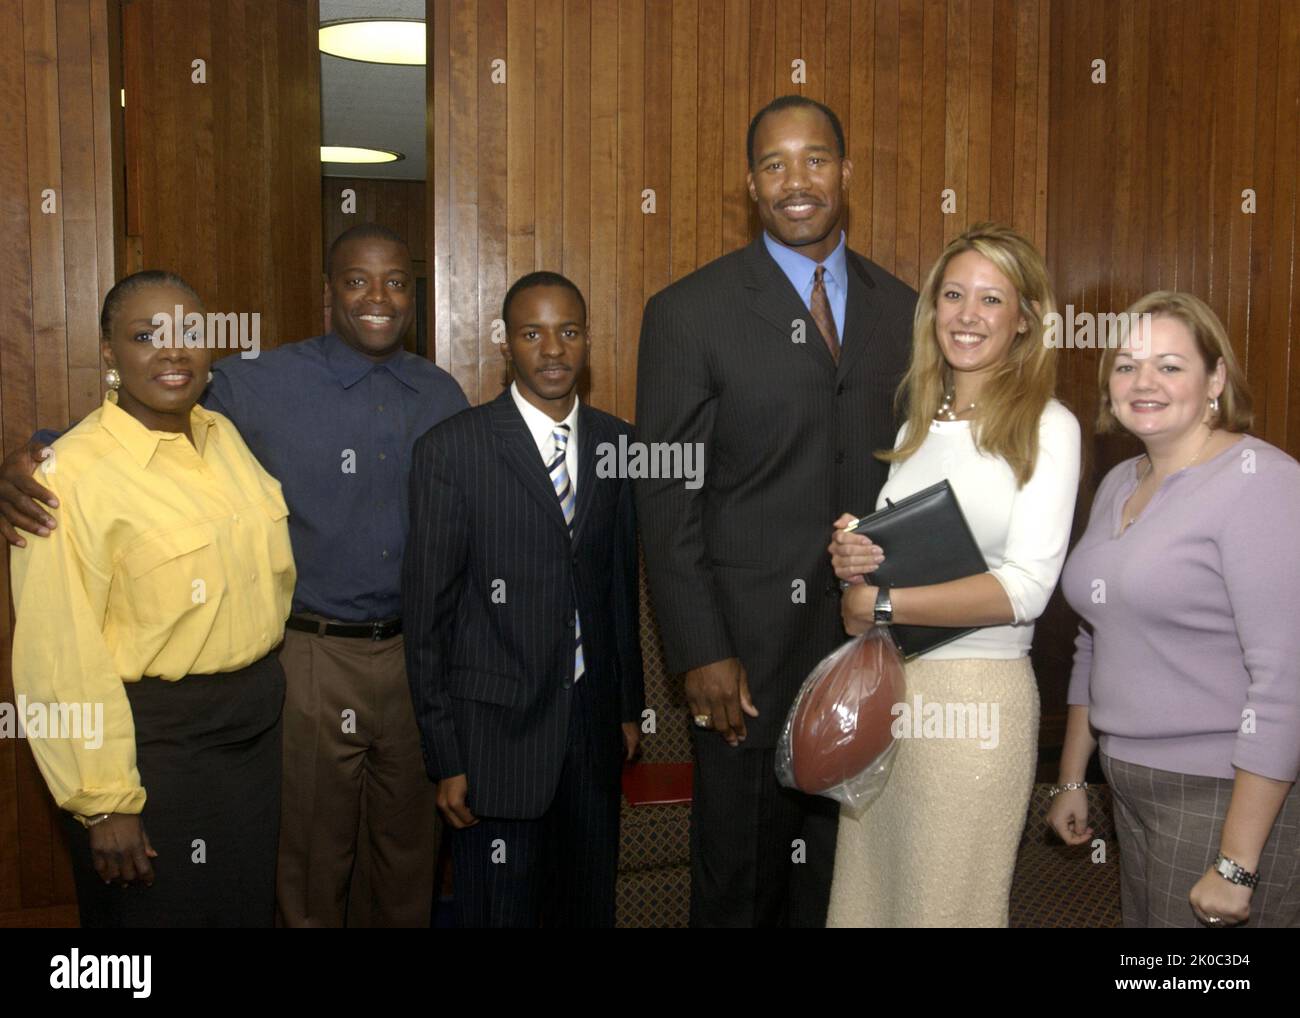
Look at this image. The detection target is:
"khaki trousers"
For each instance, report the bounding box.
[275,624,438,927]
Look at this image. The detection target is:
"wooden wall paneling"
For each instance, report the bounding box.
[1246,0,1280,425]
[429,0,451,372]
[695,0,724,268]
[987,0,1014,229]
[941,0,968,244]
[25,0,70,437]
[535,0,565,274]
[91,0,122,361]
[747,0,775,134]
[323,178,428,264]
[772,0,798,102]
[1179,10,1209,300]
[670,0,698,284]
[895,0,922,286]
[121,0,320,353]
[1223,0,1256,374]
[871,0,899,271]
[446,0,478,394]
[1288,1,1300,458]
[56,0,103,421]
[1032,0,1049,251]
[719,0,749,254]
[1011,0,1039,246]
[847,0,873,264]
[2,0,118,924]
[289,0,323,339]
[965,0,992,226]
[562,0,591,298]
[428,0,1054,404]
[615,0,644,419]
[0,0,36,921]
[822,0,851,180]
[642,1,672,307]
[19,0,66,914]
[477,0,507,393]
[918,0,945,277]
[799,0,825,106]
[1264,0,1297,450]
[588,0,617,413]
[505,0,535,288]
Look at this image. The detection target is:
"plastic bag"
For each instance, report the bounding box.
[775,627,906,813]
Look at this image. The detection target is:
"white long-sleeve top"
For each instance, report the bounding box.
[875,398,1081,660]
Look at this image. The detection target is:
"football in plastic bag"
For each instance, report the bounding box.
[777,628,906,809]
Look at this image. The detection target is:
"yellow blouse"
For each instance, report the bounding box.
[9,394,296,818]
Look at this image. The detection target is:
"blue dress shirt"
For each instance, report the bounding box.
[205,334,469,621]
[762,229,848,343]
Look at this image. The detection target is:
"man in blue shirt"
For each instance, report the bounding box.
[1,224,470,926]
[634,96,917,926]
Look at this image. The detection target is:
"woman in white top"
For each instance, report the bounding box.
[824,223,1081,927]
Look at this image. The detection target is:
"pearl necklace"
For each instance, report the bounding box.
[936,390,976,421]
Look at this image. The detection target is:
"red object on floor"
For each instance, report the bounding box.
[622,762,694,806]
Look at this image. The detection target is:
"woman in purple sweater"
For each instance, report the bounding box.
[1049,291,1300,928]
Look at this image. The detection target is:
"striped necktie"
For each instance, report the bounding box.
[811,265,840,363]
[549,425,584,681]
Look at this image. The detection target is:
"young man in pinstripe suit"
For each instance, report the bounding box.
[403,272,644,927]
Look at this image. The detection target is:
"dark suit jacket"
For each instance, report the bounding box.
[634,234,917,747]
[403,390,645,819]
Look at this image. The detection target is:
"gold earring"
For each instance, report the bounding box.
[105,368,121,390]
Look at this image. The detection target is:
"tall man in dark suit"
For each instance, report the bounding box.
[634,95,918,927]
[404,272,644,927]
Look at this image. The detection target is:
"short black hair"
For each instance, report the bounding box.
[746,94,847,171]
[325,223,410,276]
[501,271,588,330]
[100,270,201,340]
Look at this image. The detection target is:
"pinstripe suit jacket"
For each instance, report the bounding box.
[403,390,644,820]
[634,234,917,747]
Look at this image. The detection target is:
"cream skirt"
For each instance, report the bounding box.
[826,655,1039,928]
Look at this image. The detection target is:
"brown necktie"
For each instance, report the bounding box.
[811,265,840,363]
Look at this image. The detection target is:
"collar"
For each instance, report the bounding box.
[762,229,848,297]
[510,381,580,451]
[100,390,218,468]
[323,332,421,392]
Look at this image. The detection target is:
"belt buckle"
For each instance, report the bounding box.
[371,621,385,641]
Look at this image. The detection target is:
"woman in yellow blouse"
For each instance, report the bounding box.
[9,270,295,927]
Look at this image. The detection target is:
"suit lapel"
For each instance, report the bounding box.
[742,235,838,373]
[489,391,571,537]
[837,249,883,383]
[570,404,602,545]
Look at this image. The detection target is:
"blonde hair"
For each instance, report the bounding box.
[883,222,1058,487]
[1096,291,1252,434]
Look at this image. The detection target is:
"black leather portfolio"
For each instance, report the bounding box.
[845,479,990,659]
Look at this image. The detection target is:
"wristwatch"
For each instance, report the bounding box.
[873,586,893,625]
[1213,853,1259,889]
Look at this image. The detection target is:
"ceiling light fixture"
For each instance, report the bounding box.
[321,146,405,165]
[319,18,425,66]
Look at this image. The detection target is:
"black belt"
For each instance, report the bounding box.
[286,615,402,641]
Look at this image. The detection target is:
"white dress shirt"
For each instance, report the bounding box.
[510,382,580,490]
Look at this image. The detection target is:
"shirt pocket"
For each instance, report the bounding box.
[256,493,295,576]
[120,527,224,623]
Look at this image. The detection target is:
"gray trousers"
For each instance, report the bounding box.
[1102,753,1300,928]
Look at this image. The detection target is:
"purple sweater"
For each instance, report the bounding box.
[1062,435,1300,782]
